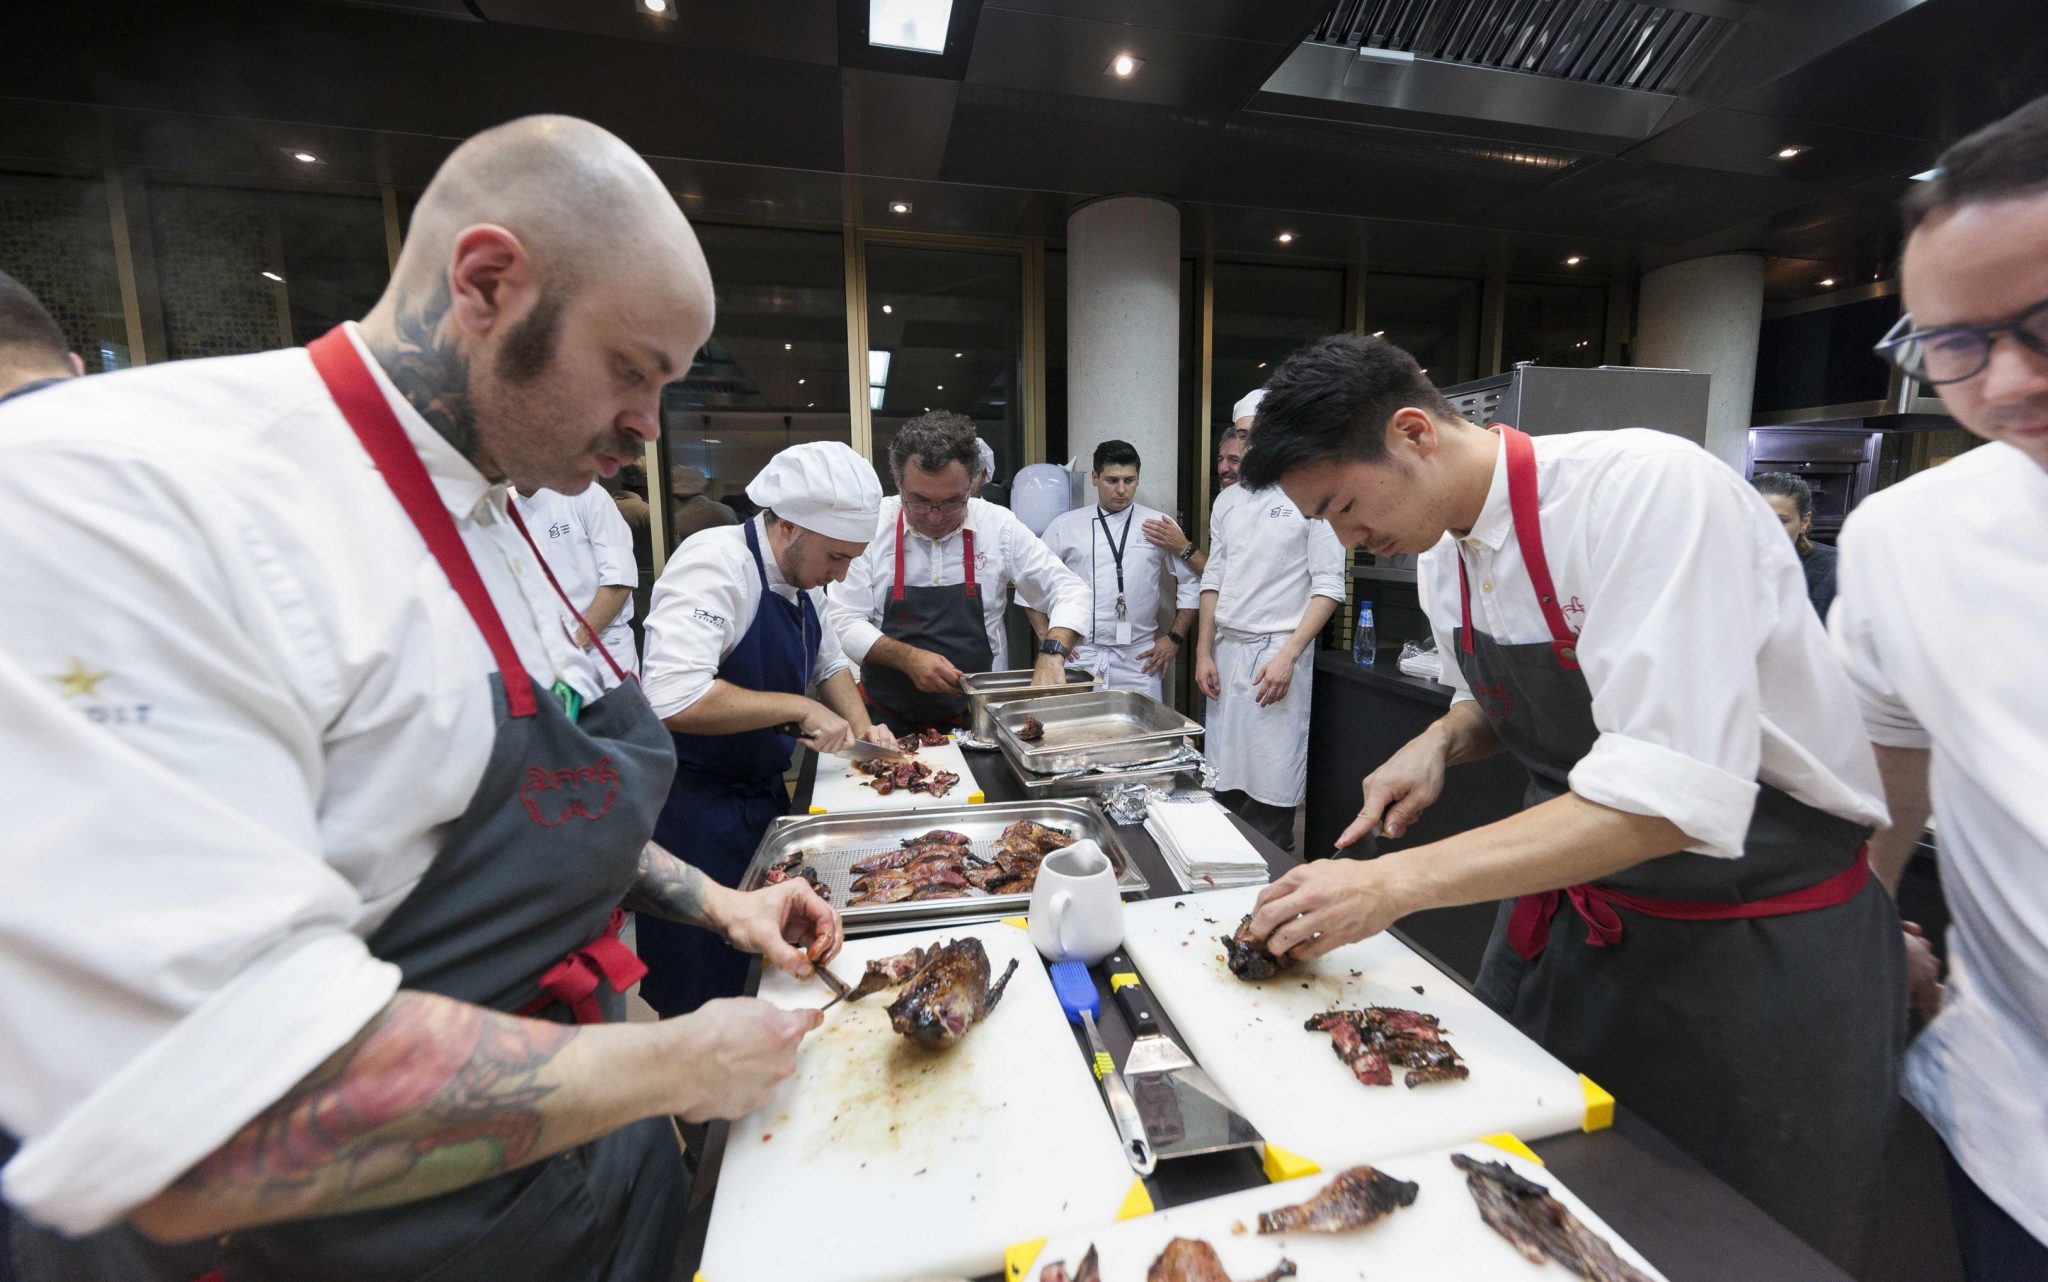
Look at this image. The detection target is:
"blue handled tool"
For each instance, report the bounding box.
[1050,960,1154,1176]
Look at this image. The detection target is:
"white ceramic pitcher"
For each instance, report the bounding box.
[1028,839,1125,965]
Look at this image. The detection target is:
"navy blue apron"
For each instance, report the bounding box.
[637,519,819,1017]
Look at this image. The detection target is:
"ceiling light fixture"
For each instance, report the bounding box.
[784,342,793,350]
[1909,167,1940,182]
[1774,145,1806,160]
[260,270,283,282]
[289,150,319,164]
[890,201,912,214]
[1564,255,1583,266]
[1276,232,1294,244]
[797,378,806,385]
[1372,330,1384,337]
[869,0,953,54]
[1257,362,1267,369]
[1818,278,1836,287]
[954,351,963,358]
[807,402,816,408]
[637,0,677,18]
[882,303,893,314]
[936,384,944,390]
[1107,53,1144,78]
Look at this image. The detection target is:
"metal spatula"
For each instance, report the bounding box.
[1103,950,1264,1162]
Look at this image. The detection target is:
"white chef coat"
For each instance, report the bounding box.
[1831,440,2048,1244]
[1417,427,1887,861]
[512,484,640,680]
[639,515,855,721]
[0,324,606,1235]
[827,495,1089,671]
[1040,501,1200,696]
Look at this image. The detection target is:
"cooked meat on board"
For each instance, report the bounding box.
[845,945,930,1000]
[1016,713,1045,742]
[762,851,829,900]
[853,753,960,797]
[1221,914,1295,981]
[844,821,1077,906]
[1305,1006,1470,1089]
[1451,1154,1653,1282]
[1146,1237,1297,1282]
[1037,1244,1100,1282]
[886,936,1019,1046]
[1255,1164,1419,1234]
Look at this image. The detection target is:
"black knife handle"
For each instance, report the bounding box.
[1104,950,1161,1038]
[772,722,805,738]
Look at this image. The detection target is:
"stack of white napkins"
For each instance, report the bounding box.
[1143,794,1269,891]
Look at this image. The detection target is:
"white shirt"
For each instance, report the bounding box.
[639,515,854,721]
[0,325,606,1235]
[1200,483,1348,634]
[1418,428,1887,862]
[512,485,638,675]
[827,495,1089,671]
[1831,441,2048,1243]
[1039,501,1201,647]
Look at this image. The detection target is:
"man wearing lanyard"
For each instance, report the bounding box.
[827,410,1089,728]
[1833,96,2048,1279]
[1035,440,1199,698]
[512,481,641,677]
[638,441,893,1016]
[1237,333,1904,1269]
[0,270,84,403]
[0,116,839,1280]
[1194,389,1348,854]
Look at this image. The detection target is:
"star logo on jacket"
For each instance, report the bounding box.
[50,660,110,699]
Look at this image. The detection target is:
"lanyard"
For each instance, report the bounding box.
[1095,506,1134,617]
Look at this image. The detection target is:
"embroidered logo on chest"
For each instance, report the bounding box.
[1267,505,1295,520]
[1472,681,1516,722]
[520,756,621,826]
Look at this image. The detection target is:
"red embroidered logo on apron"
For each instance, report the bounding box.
[519,756,622,826]
[1473,681,1516,721]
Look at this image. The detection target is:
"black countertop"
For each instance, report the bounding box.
[1314,648,1457,707]
[677,740,1850,1282]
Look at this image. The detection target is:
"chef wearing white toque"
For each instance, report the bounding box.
[637,440,894,1015]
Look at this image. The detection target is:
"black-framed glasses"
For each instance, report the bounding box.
[1874,297,2048,385]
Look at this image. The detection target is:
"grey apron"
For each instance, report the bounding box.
[1460,425,1904,1270]
[859,509,995,728]
[12,328,683,1282]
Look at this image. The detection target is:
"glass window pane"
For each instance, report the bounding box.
[1044,248,1067,468]
[0,173,131,371]
[664,224,850,542]
[865,242,1022,494]
[1502,281,1606,370]
[1367,272,1481,385]
[1209,261,1345,448]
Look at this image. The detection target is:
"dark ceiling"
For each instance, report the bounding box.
[0,0,2042,298]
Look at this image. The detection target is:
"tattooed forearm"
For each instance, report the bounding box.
[157,993,574,1228]
[361,278,495,476]
[623,842,718,928]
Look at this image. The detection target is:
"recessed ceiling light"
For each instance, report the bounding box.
[260,270,283,282]
[1107,53,1144,78]
[1257,362,1267,369]
[870,0,953,54]
[1775,145,1807,160]
[1564,255,1583,266]
[637,0,676,18]
[1818,278,1836,287]
[1419,368,1429,375]
[807,402,816,408]
[1372,330,1385,337]
[882,303,893,314]
[937,384,944,390]
[1276,232,1294,244]
[289,150,319,164]
[784,342,793,350]
[890,201,912,214]
[954,351,963,358]
[1576,340,1590,348]
[797,378,806,385]
[1910,167,1940,182]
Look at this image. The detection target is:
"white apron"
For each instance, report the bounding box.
[1073,639,1161,700]
[1206,626,1313,807]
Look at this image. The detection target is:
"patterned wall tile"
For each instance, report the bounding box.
[0,173,129,371]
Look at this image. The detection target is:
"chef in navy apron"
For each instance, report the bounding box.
[823,411,1090,730]
[637,442,894,1016]
[1239,335,1905,1271]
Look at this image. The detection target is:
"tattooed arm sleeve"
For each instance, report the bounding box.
[127,991,667,1242]
[621,841,720,929]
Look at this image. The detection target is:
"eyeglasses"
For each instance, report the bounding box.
[1874,297,2048,385]
[902,494,969,516]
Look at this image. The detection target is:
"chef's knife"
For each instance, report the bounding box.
[1103,950,1264,1162]
[1049,960,1155,1177]
[814,961,854,1012]
[771,725,908,764]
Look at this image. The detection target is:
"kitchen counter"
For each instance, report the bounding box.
[676,736,1851,1282]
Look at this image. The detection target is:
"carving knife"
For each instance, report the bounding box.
[771,726,909,763]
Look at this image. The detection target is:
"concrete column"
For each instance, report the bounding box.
[1066,196,1181,508]
[1633,252,1766,470]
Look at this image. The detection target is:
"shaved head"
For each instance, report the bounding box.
[361,115,714,493]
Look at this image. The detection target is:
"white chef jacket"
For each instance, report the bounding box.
[0,324,607,1235]
[1040,502,1201,646]
[1417,428,1887,862]
[639,515,855,721]
[1831,441,2048,1243]
[512,484,639,679]
[1200,484,1348,633]
[827,495,1089,671]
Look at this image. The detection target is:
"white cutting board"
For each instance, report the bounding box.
[699,921,1137,1282]
[1020,1139,1667,1282]
[805,737,986,812]
[1121,886,1589,1170]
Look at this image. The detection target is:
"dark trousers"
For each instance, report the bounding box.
[1946,1149,2048,1281]
[1217,789,1295,854]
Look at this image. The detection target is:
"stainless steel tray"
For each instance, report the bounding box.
[994,689,1204,776]
[1012,758,1199,799]
[960,667,1100,740]
[741,799,1147,934]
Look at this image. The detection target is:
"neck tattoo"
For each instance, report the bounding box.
[364,281,494,477]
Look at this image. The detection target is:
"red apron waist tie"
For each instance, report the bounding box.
[517,908,647,1024]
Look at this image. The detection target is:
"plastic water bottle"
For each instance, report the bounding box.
[1353,601,1377,666]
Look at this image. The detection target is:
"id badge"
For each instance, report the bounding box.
[1116,620,1134,646]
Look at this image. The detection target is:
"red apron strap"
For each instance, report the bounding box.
[1457,556,1475,655]
[1498,425,1580,672]
[505,499,631,686]
[307,327,538,718]
[962,525,980,599]
[1508,844,1875,961]
[891,507,907,603]
[517,908,647,1024]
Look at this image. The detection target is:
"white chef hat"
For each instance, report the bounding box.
[974,436,997,483]
[746,441,883,543]
[1231,388,1267,424]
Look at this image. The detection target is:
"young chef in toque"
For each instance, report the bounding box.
[826,409,1089,728]
[637,440,894,1016]
[1833,94,2048,1279]
[0,116,840,1282]
[1033,439,1200,699]
[1237,333,1904,1270]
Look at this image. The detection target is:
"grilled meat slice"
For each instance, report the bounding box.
[1309,1012,1393,1086]
[1016,713,1045,742]
[846,874,916,907]
[1306,1007,1468,1088]
[908,884,969,900]
[1145,1238,1297,1282]
[1000,819,1072,851]
[1404,1062,1471,1087]
[962,862,1009,891]
[988,869,1037,894]
[906,865,969,891]
[1256,1164,1419,1235]
[886,937,1020,1046]
[906,726,952,747]
[763,853,830,901]
[926,770,960,796]
[845,946,930,1000]
[850,847,920,876]
[1451,1154,1653,1282]
[1222,914,1294,981]
[905,829,971,847]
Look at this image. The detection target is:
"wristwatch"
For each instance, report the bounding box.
[1175,542,1196,563]
[1165,632,1186,648]
[1039,638,1071,659]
